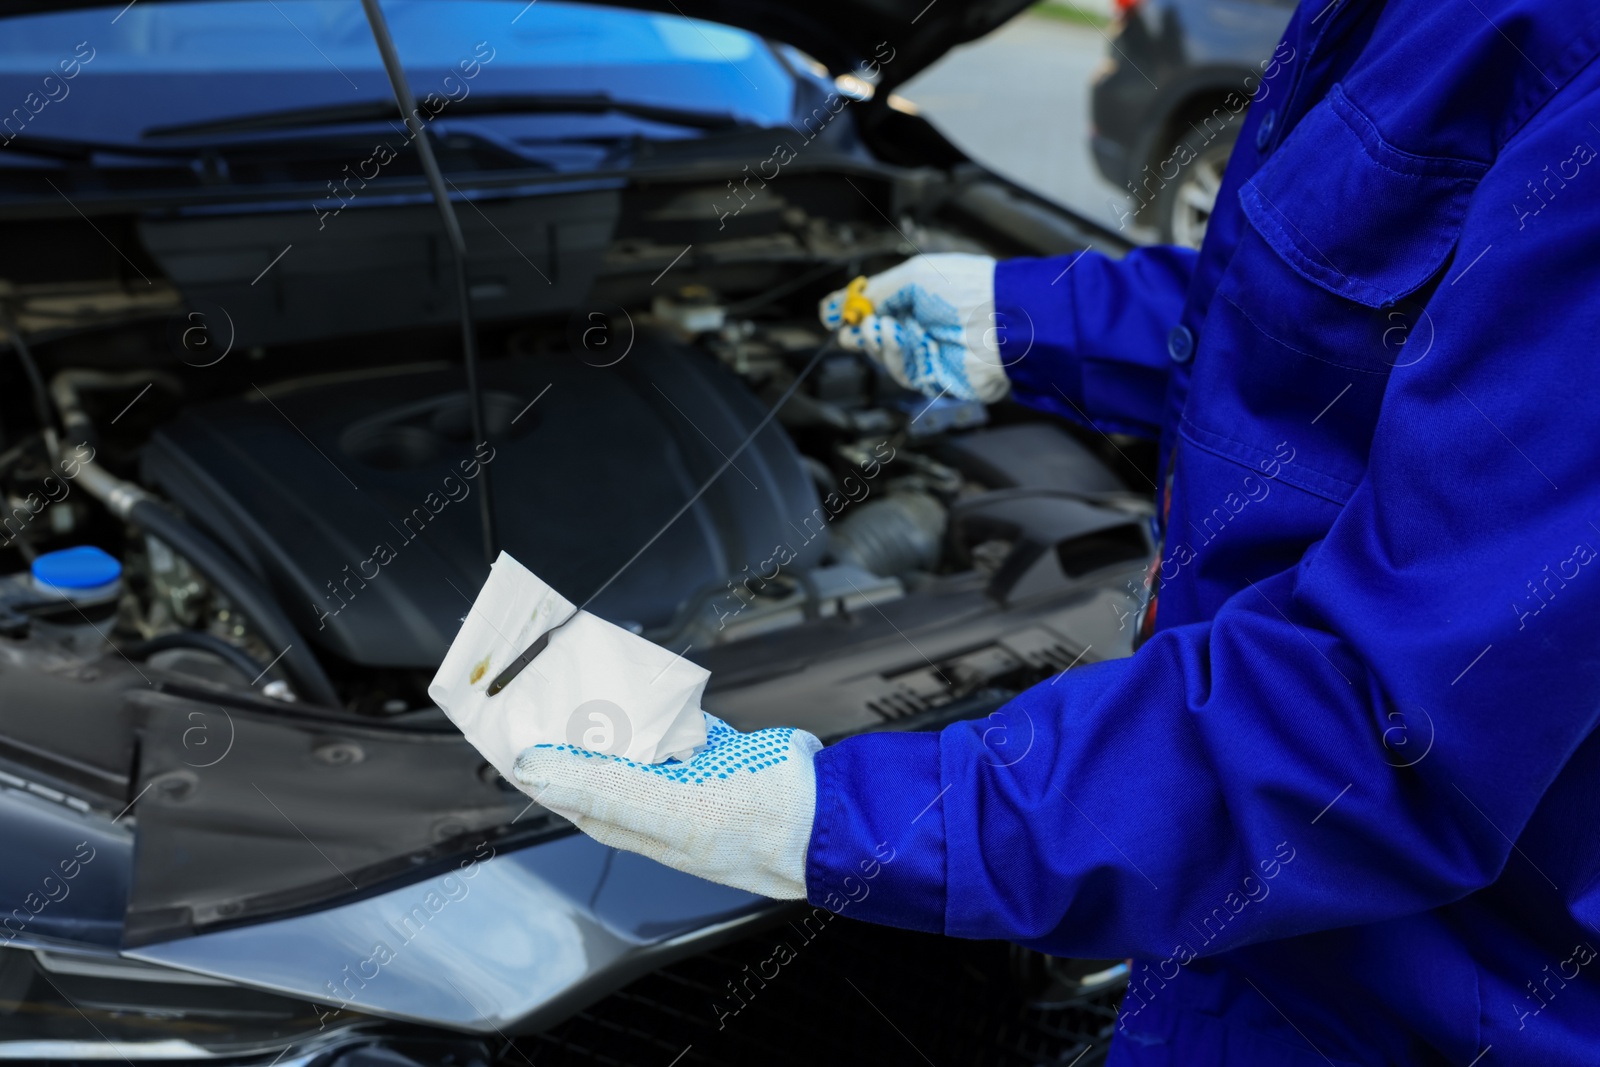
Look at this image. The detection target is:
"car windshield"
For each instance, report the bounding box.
[0,0,797,152]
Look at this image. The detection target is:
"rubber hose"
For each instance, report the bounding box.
[832,491,946,578]
[0,304,57,437]
[120,631,266,684]
[50,368,182,452]
[127,499,340,708]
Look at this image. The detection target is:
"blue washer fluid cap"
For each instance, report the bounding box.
[32,545,123,594]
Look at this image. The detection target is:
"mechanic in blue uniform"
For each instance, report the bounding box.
[517,0,1600,1061]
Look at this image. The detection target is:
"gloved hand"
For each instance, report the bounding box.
[818,253,1007,403]
[515,712,820,900]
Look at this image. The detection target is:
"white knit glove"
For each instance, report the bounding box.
[515,712,820,900]
[818,253,1007,403]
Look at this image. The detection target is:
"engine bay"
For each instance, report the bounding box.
[0,152,1162,951]
[0,168,1153,741]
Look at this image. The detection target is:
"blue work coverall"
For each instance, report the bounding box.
[803,0,1600,1062]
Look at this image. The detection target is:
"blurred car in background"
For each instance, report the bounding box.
[1089,0,1295,246]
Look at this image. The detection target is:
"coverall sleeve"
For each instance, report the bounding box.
[804,133,1600,959]
[994,245,1196,439]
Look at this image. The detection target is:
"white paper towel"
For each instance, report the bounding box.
[428,553,709,786]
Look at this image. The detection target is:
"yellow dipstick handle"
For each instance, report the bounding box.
[840,275,874,326]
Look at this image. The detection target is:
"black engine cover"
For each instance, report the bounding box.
[142,342,824,668]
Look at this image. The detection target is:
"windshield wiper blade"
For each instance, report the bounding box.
[0,133,200,162]
[143,93,745,141]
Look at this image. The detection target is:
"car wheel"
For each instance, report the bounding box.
[1155,125,1239,249]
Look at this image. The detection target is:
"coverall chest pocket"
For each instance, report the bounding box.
[1181,85,1487,504]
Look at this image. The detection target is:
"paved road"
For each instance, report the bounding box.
[899,13,1140,238]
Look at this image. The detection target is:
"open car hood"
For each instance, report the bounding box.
[584,0,1037,86]
[0,0,1035,89]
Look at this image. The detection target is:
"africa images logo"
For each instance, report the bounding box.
[565,700,632,756]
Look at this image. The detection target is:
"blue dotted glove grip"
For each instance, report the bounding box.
[528,716,797,785]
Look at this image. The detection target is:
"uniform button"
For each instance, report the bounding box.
[1255,108,1277,151]
[1167,325,1195,363]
